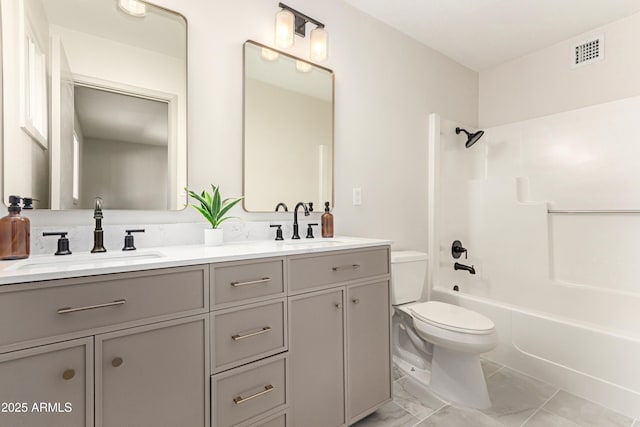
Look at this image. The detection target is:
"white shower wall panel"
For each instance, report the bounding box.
[550,214,640,296]
[437,98,640,338]
[431,99,640,418]
[486,97,640,210]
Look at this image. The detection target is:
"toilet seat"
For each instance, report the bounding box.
[409,301,495,335]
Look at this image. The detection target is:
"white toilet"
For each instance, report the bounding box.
[391,251,497,409]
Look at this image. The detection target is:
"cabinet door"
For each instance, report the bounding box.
[0,337,93,427]
[95,314,209,427]
[289,289,345,427]
[347,280,391,422]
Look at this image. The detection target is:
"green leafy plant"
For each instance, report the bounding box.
[186,184,243,229]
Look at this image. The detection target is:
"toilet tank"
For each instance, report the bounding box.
[391,251,428,305]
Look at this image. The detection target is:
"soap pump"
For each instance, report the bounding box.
[321,201,334,238]
[0,195,31,260]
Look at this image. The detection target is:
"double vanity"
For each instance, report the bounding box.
[0,238,391,427]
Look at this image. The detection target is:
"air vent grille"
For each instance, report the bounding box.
[572,35,604,68]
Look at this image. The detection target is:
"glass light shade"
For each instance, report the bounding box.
[296,60,312,73]
[118,0,146,17]
[310,26,328,62]
[261,47,279,61]
[275,10,295,49]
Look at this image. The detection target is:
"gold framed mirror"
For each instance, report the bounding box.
[1,0,187,210]
[243,40,334,212]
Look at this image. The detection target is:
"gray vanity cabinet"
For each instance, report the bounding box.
[288,247,392,427]
[209,257,289,427]
[346,280,392,423]
[0,337,93,427]
[0,265,209,427]
[95,314,209,427]
[289,289,346,427]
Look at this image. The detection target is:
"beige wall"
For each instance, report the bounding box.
[479,11,640,127]
[7,0,478,253]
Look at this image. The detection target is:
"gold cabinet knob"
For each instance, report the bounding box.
[62,369,75,380]
[112,357,123,368]
[335,303,342,309]
[352,298,360,304]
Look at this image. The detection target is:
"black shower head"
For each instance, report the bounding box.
[455,127,484,148]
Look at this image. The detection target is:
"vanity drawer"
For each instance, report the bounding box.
[288,247,390,292]
[211,354,288,427]
[247,411,288,427]
[0,265,208,351]
[211,298,287,373]
[211,258,285,308]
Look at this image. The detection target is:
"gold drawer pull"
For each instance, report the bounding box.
[232,326,272,341]
[62,369,75,380]
[230,277,271,287]
[57,299,126,314]
[112,357,124,368]
[233,385,274,405]
[332,264,360,272]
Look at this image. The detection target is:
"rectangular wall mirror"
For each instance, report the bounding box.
[243,40,334,212]
[0,0,187,210]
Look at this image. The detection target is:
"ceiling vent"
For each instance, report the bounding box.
[572,34,604,68]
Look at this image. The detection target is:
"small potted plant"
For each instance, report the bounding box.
[186,184,243,246]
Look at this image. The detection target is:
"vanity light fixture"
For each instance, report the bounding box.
[118,0,146,17]
[275,2,328,62]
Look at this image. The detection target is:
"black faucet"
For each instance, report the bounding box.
[91,197,107,253]
[292,202,310,239]
[275,202,288,212]
[454,262,475,275]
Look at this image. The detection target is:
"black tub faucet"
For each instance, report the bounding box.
[454,262,475,275]
[292,202,310,239]
[91,197,107,253]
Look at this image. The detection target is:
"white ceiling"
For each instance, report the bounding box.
[343,0,640,70]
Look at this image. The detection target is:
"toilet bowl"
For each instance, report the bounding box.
[391,251,497,409]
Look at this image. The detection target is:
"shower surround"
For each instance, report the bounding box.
[428,96,640,419]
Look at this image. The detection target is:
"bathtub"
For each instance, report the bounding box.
[430,286,640,419]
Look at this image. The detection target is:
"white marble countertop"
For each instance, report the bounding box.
[0,236,391,285]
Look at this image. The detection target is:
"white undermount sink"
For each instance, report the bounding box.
[7,250,166,271]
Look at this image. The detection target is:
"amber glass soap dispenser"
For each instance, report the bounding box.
[321,201,334,238]
[0,195,31,260]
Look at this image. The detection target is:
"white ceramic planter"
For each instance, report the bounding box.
[204,228,223,246]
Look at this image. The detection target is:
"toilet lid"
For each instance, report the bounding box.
[410,301,495,334]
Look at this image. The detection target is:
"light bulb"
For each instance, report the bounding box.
[261,47,279,61]
[275,10,294,49]
[118,0,146,17]
[310,26,328,62]
[296,60,312,73]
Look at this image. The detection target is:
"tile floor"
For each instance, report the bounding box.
[352,360,638,427]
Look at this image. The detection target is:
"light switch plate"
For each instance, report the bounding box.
[353,188,362,205]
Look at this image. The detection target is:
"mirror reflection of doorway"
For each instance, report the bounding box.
[69,86,169,209]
